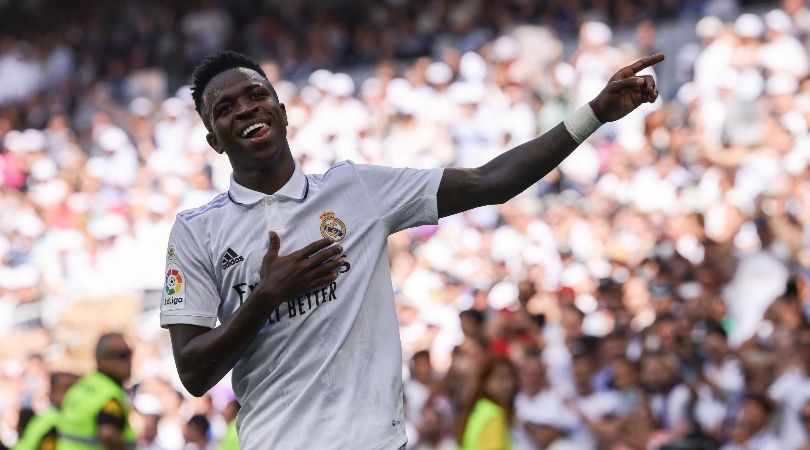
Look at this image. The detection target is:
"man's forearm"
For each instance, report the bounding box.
[174,292,280,396]
[98,425,126,450]
[438,122,580,216]
[478,122,580,204]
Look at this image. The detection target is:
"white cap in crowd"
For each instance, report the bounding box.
[734,13,765,38]
[696,16,725,39]
[581,21,612,46]
[764,9,794,34]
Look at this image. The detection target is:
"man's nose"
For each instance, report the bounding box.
[235,101,258,119]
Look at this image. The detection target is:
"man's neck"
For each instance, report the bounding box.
[98,369,123,386]
[523,383,547,398]
[233,153,295,195]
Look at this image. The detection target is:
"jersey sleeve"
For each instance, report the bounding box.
[96,399,125,430]
[160,216,220,329]
[353,163,444,235]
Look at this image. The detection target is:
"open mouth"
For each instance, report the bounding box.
[239,121,272,141]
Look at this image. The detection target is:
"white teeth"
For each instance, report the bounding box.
[241,122,268,138]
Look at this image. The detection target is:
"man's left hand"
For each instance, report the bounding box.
[589,53,665,123]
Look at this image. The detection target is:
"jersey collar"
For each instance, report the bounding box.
[228,161,309,205]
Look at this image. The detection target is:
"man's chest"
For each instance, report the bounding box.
[210,199,370,324]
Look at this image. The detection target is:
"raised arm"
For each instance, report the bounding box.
[168,232,344,396]
[437,54,664,218]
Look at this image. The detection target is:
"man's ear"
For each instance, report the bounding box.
[280,103,288,127]
[206,131,224,154]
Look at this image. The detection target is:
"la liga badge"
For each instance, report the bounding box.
[162,263,186,311]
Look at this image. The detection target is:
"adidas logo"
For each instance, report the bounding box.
[221,248,244,270]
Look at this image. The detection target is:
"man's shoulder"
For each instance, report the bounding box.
[307,160,357,186]
[176,192,231,223]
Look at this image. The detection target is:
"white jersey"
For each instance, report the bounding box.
[160,160,443,450]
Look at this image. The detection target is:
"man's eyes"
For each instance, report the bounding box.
[213,91,267,118]
[215,104,232,117]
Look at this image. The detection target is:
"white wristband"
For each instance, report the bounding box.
[563,103,602,145]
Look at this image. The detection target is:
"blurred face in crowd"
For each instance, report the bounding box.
[611,359,638,391]
[484,361,518,406]
[703,331,728,363]
[572,355,594,394]
[459,313,480,337]
[519,358,547,395]
[49,372,79,407]
[411,353,433,384]
[600,335,627,362]
[640,355,672,392]
[142,415,160,444]
[654,318,678,350]
[183,421,208,446]
[203,68,289,172]
[97,335,133,384]
[418,405,444,443]
[730,399,770,442]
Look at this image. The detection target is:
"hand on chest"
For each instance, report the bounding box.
[216,208,355,320]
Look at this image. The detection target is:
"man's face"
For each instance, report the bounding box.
[99,336,133,383]
[50,373,79,407]
[704,332,727,361]
[736,400,768,437]
[640,357,669,391]
[519,359,546,393]
[203,67,288,170]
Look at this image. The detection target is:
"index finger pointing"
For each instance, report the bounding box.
[613,54,665,80]
[627,53,665,74]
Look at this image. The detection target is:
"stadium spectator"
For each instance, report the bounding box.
[720,394,781,450]
[457,357,518,450]
[12,371,78,450]
[138,414,171,450]
[56,333,136,450]
[182,415,211,450]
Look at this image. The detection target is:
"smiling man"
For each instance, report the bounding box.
[161,50,663,449]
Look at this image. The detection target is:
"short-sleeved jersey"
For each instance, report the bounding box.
[160,160,443,450]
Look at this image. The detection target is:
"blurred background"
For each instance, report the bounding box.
[2,0,810,449]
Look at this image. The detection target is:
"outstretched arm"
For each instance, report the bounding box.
[437,54,664,218]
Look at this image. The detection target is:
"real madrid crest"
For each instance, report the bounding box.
[320,211,346,242]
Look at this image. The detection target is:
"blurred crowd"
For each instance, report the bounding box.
[2,0,810,449]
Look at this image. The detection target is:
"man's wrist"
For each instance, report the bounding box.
[246,286,282,314]
[564,103,603,145]
[588,99,607,123]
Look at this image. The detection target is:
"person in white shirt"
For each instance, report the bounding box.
[720,394,784,450]
[518,398,579,450]
[513,354,577,450]
[160,50,663,449]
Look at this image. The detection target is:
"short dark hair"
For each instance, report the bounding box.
[705,320,728,339]
[190,50,269,126]
[743,393,775,416]
[96,332,125,361]
[412,350,431,363]
[187,414,211,434]
[50,371,78,390]
[459,309,484,326]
